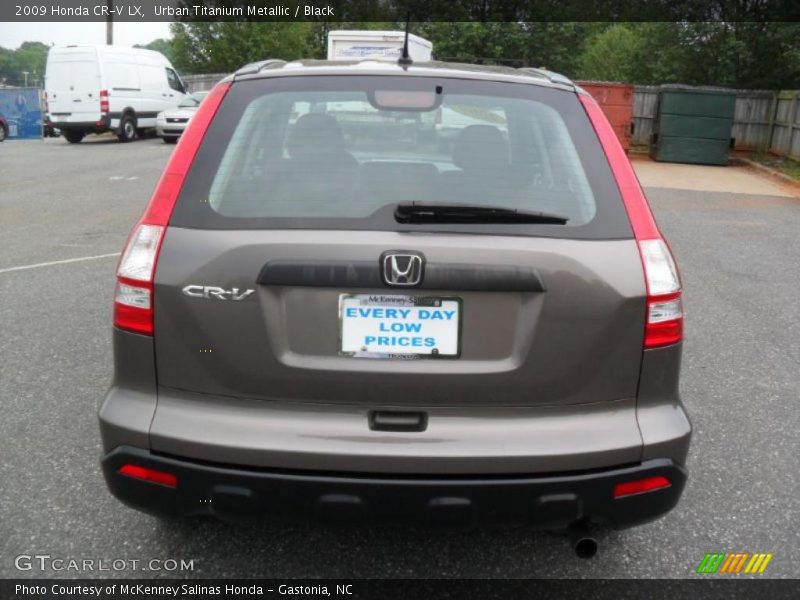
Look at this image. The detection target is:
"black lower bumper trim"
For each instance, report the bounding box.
[101,446,687,528]
[52,116,111,133]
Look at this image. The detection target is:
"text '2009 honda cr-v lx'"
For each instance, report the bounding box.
[99,58,691,547]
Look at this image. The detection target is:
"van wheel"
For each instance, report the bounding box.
[64,130,84,144]
[0,123,7,142]
[117,115,136,142]
[162,136,177,144]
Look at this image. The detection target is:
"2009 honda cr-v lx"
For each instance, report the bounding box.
[99,58,691,541]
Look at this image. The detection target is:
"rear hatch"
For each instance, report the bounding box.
[154,73,645,409]
[45,47,101,123]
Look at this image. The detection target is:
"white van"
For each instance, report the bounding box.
[45,45,186,143]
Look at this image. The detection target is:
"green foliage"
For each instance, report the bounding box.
[168,22,316,73]
[0,41,49,87]
[578,24,639,82]
[416,22,601,74]
[578,22,800,88]
[6,21,798,89]
[136,38,176,65]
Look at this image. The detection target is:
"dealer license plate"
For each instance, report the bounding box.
[339,294,462,358]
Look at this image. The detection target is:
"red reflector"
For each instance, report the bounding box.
[118,464,177,488]
[614,475,671,499]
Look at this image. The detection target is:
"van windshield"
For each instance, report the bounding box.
[172,75,631,240]
[179,92,208,108]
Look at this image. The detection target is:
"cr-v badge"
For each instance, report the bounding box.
[182,285,255,300]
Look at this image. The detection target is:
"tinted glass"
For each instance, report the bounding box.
[172,75,631,240]
[165,68,184,93]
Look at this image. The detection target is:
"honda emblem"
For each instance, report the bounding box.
[381,252,424,287]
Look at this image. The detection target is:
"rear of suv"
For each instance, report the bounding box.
[99,60,691,538]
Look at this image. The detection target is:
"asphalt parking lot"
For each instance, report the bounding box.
[1,135,799,579]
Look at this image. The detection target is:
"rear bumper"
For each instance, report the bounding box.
[102,446,686,528]
[51,116,110,133]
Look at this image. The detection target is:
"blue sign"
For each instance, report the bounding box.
[0,88,42,139]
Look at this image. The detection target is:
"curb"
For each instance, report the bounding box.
[731,157,800,188]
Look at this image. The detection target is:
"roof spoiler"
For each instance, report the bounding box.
[517,67,575,88]
[234,59,287,76]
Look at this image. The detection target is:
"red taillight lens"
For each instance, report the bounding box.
[579,95,683,349]
[100,89,109,114]
[114,279,154,335]
[118,464,178,488]
[114,224,162,335]
[614,475,671,498]
[639,239,683,348]
[113,81,230,336]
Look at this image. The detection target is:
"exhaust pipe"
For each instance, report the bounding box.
[568,523,598,559]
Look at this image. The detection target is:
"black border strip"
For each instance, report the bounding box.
[258,260,546,291]
[5,0,800,22]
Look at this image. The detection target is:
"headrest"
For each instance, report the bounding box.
[452,125,509,172]
[286,113,346,160]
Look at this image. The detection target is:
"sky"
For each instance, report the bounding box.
[0,22,172,49]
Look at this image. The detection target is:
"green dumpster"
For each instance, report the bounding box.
[650,86,736,165]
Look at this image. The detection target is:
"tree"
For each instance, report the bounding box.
[91,20,800,89]
[578,24,640,82]
[414,22,599,73]
[0,41,49,87]
[136,38,176,65]
[518,22,605,76]
[169,22,316,74]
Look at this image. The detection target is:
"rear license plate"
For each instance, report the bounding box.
[339,294,461,359]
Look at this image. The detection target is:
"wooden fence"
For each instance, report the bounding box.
[770,91,800,160]
[632,85,800,160]
[182,73,227,93]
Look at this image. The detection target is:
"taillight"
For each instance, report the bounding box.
[100,89,109,114]
[43,91,49,115]
[118,464,178,488]
[639,239,683,348]
[579,94,683,349]
[114,224,162,335]
[113,81,231,336]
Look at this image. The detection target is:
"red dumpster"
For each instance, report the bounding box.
[576,81,634,151]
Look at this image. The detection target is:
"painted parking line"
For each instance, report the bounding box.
[0,252,120,274]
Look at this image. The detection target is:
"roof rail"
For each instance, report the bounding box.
[517,67,575,87]
[234,59,287,76]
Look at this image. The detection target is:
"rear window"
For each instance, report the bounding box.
[172,75,631,239]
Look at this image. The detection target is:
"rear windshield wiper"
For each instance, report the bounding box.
[394,203,569,225]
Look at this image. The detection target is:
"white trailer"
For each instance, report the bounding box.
[327,30,433,62]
